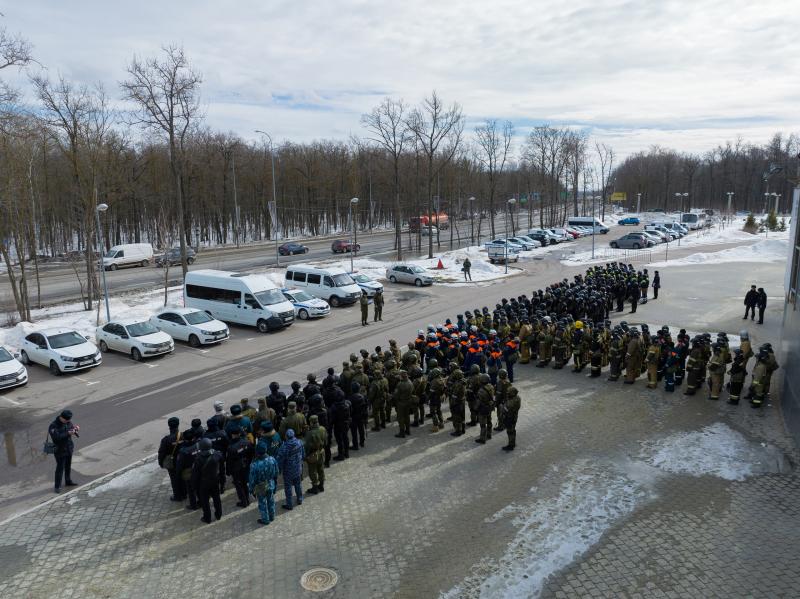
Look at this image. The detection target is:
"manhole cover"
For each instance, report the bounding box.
[300,567,339,592]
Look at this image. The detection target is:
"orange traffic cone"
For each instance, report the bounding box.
[436,258,444,269]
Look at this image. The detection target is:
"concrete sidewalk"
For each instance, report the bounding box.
[1,360,798,599]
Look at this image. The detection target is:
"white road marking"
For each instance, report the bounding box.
[145,363,159,369]
[246,338,256,341]
[86,381,100,386]
[1,396,22,406]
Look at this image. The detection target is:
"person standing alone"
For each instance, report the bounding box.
[652,271,661,299]
[373,288,384,321]
[49,410,79,493]
[462,257,472,281]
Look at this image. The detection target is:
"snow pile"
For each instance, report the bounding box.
[86,461,160,497]
[442,463,647,599]
[0,286,184,352]
[650,238,788,268]
[641,422,775,481]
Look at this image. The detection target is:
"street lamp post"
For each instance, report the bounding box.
[505,198,516,274]
[726,191,734,222]
[255,129,279,266]
[95,203,111,323]
[675,192,689,245]
[349,197,359,272]
[591,195,599,260]
[636,192,641,214]
[468,197,476,245]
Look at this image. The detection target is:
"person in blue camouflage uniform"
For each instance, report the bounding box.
[248,444,278,525]
[277,428,305,510]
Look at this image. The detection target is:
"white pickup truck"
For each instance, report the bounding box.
[486,244,519,264]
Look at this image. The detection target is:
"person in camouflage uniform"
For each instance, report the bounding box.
[410,366,427,427]
[448,368,467,436]
[368,367,387,431]
[502,387,521,452]
[427,367,446,432]
[248,444,279,525]
[303,415,327,494]
[475,373,495,444]
[494,369,511,432]
[466,364,481,427]
[393,370,414,438]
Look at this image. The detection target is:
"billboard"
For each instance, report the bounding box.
[610,192,627,203]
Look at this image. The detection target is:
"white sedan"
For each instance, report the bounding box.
[282,288,331,320]
[150,308,229,346]
[96,319,174,361]
[0,346,28,389]
[20,329,102,375]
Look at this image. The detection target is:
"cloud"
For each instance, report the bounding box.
[4,0,798,157]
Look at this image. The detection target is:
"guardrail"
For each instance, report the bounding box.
[592,248,653,262]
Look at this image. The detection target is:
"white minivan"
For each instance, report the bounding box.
[184,270,295,333]
[566,217,609,234]
[284,264,363,307]
[102,243,154,270]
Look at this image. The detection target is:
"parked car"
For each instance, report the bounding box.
[526,229,558,245]
[279,242,309,256]
[20,329,102,375]
[102,243,154,271]
[487,239,524,252]
[285,265,362,307]
[574,226,594,235]
[640,229,667,243]
[487,244,520,263]
[609,233,655,249]
[150,308,229,347]
[421,226,439,236]
[618,216,640,226]
[281,288,331,320]
[96,319,174,361]
[508,236,541,250]
[563,227,583,239]
[331,239,360,253]
[647,224,679,240]
[155,247,196,267]
[547,228,573,243]
[351,272,384,297]
[567,217,609,233]
[385,264,433,286]
[0,346,28,389]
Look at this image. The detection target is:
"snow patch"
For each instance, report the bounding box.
[649,238,788,268]
[86,461,160,497]
[442,463,647,599]
[641,422,777,481]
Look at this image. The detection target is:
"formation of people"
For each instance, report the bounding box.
[156,261,778,527]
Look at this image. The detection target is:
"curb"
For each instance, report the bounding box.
[0,453,157,527]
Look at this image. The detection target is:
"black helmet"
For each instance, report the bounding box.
[269,381,280,391]
[291,381,301,390]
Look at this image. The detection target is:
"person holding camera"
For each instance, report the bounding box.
[48,409,79,493]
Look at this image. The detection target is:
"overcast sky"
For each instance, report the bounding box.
[5,0,799,158]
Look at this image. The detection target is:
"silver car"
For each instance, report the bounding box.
[609,233,655,249]
[385,264,434,286]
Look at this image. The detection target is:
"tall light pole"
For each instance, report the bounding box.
[636,192,642,214]
[591,195,600,260]
[349,197,359,272]
[675,193,688,245]
[255,129,279,266]
[468,197,476,245]
[772,192,781,215]
[95,203,111,323]
[505,198,516,274]
[726,191,734,221]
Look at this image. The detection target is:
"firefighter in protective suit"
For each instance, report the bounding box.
[645,335,661,389]
[707,344,726,400]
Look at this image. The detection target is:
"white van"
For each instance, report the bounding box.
[102,243,154,270]
[284,264,363,307]
[184,270,295,332]
[566,217,609,234]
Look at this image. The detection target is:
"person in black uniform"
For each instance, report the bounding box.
[347,382,367,450]
[157,416,184,501]
[267,382,288,431]
[192,438,224,523]
[175,429,200,510]
[204,418,229,494]
[49,409,79,493]
[226,427,253,508]
[331,390,352,461]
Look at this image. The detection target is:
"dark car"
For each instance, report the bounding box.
[279,242,309,256]
[155,247,196,267]
[609,233,654,249]
[331,239,361,254]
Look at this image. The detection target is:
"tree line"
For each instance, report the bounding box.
[1,30,797,322]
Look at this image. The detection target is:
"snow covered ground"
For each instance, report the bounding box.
[560,218,790,266]
[443,421,782,598]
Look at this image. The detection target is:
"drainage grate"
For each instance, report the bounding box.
[300,567,339,592]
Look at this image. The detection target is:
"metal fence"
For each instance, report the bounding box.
[590,248,653,262]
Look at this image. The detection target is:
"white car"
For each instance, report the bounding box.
[20,329,102,376]
[150,308,229,347]
[96,319,174,361]
[351,273,384,297]
[281,288,331,320]
[0,346,28,389]
[421,226,439,236]
[508,236,542,250]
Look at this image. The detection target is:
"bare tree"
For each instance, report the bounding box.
[565,131,587,216]
[0,24,33,107]
[361,97,412,260]
[121,45,202,276]
[475,119,513,237]
[595,142,614,219]
[408,91,464,258]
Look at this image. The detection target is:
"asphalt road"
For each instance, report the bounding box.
[0,224,762,521]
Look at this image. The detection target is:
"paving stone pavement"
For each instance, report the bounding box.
[1,362,798,599]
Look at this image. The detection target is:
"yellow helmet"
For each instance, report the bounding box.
[575,320,584,329]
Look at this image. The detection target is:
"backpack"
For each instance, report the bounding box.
[200,453,219,486]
